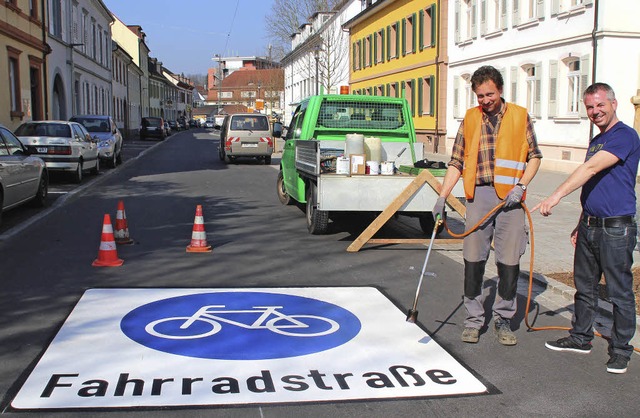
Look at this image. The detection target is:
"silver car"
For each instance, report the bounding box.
[70,115,123,168]
[0,123,48,225]
[15,121,99,183]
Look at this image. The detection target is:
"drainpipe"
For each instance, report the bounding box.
[434,0,441,154]
[41,0,49,119]
[589,0,599,140]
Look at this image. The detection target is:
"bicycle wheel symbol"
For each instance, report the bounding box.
[145,317,222,340]
[267,315,339,337]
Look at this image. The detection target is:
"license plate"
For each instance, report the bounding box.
[37,147,47,153]
[241,143,258,148]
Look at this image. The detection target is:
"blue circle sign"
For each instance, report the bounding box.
[121,292,362,360]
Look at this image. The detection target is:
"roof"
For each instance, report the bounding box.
[221,68,284,88]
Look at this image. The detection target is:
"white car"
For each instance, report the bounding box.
[0,123,48,225]
[15,121,99,183]
[70,115,123,168]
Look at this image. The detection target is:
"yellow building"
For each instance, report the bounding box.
[1,0,49,130]
[344,0,448,153]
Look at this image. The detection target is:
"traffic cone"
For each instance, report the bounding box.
[114,200,134,245]
[93,214,124,266]
[186,204,212,253]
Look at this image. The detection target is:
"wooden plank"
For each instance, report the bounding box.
[346,168,466,252]
[365,238,463,245]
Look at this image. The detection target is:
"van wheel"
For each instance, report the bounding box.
[306,183,328,235]
[277,171,292,205]
[218,147,225,162]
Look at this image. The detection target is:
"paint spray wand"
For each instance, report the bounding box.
[406,214,443,323]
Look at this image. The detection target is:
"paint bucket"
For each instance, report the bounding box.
[336,156,350,174]
[380,161,395,175]
[345,133,365,157]
[366,161,380,175]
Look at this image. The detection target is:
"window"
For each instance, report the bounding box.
[454,0,477,43]
[419,76,435,116]
[566,59,581,114]
[402,14,416,55]
[552,0,592,15]
[29,0,38,19]
[7,47,22,117]
[524,64,541,117]
[387,22,399,60]
[480,0,507,34]
[375,29,384,64]
[404,79,415,116]
[420,4,435,49]
[364,36,371,67]
[453,74,475,118]
[512,0,544,26]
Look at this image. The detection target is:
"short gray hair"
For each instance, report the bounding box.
[583,82,616,101]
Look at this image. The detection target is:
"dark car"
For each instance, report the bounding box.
[139,117,167,141]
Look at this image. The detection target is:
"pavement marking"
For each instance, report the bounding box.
[12,287,487,410]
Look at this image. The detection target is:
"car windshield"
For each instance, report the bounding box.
[143,118,162,127]
[72,117,110,133]
[15,123,71,138]
[230,116,269,131]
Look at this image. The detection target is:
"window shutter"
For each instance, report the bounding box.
[359,39,363,69]
[510,66,518,103]
[548,60,558,117]
[430,4,437,47]
[352,43,356,71]
[499,67,507,87]
[550,0,559,15]
[402,18,407,56]
[534,62,542,118]
[501,0,508,29]
[381,30,386,62]
[418,77,424,115]
[455,0,461,43]
[512,0,520,26]
[537,0,545,19]
[419,10,425,51]
[429,75,435,115]
[386,83,390,96]
[480,0,487,35]
[396,21,401,58]
[453,76,460,117]
[579,54,591,117]
[412,13,418,53]
[411,80,416,117]
[369,34,374,66]
[395,82,399,98]
[373,33,377,65]
[471,0,477,39]
[386,26,391,61]
[584,0,593,5]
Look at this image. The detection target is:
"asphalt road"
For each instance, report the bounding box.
[1,128,639,417]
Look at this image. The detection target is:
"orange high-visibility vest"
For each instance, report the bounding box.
[462,103,529,200]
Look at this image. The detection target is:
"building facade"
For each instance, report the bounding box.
[446,0,640,172]
[1,0,49,130]
[344,0,446,152]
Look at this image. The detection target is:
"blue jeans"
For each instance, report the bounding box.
[571,218,637,357]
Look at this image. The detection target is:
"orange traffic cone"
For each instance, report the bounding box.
[93,214,124,267]
[186,205,212,253]
[114,200,134,245]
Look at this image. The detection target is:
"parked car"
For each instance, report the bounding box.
[218,113,274,164]
[203,119,215,129]
[164,121,172,137]
[0,123,48,225]
[14,121,99,183]
[167,120,179,131]
[139,117,167,141]
[70,115,123,168]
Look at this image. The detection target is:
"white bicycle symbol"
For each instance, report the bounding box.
[145,304,340,340]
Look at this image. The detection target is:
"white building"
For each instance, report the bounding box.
[281,0,361,125]
[447,0,640,173]
[47,0,113,119]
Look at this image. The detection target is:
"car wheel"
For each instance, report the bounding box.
[116,147,123,164]
[32,172,48,207]
[73,161,83,183]
[90,158,100,175]
[264,156,272,165]
[109,152,117,168]
[419,213,444,236]
[276,170,292,205]
[306,183,329,235]
[0,192,4,226]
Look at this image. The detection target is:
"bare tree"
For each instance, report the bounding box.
[265,0,342,59]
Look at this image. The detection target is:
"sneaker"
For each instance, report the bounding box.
[494,319,517,346]
[461,327,480,343]
[545,337,592,354]
[606,354,629,374]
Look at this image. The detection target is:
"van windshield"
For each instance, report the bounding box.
[230,116,269,131]
[317,100,405,130]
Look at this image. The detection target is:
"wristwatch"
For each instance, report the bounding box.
[516,183,527,191]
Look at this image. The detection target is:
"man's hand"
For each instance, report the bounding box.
[503,185,525,208]
[432,197,446,222]
[530,193,562,216]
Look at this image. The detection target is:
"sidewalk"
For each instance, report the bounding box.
[425,152,640,348]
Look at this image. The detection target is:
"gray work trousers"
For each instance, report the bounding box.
[463,185,528,328]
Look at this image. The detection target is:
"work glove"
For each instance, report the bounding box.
[503,185,525,208]
[432,197,446,222]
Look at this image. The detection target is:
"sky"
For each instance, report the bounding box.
[103,0,274,76]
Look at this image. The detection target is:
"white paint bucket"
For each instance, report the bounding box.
[380,161,395,175]
[336,156,350,174]
[366,161,380,175]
